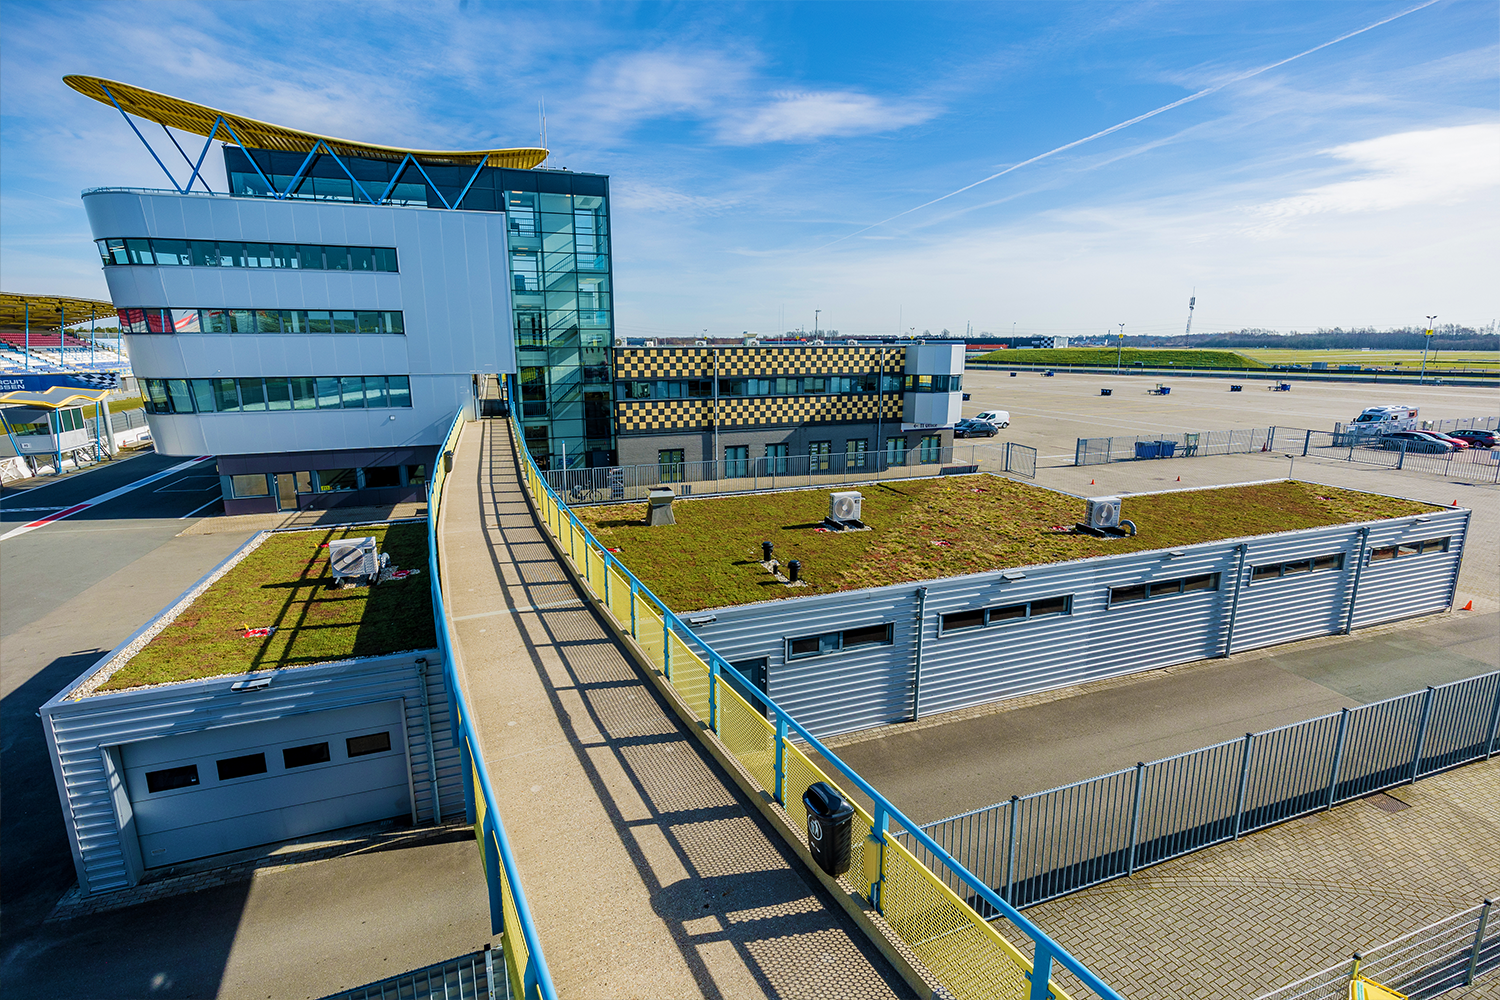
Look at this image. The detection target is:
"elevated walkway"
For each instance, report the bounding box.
[439,417,913,999]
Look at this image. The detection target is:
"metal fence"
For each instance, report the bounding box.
[1422,414,1500,434]
[902,672,1500,912]
[1075,427,1277,466]
[1254,899,1497,1000]
[319,947,500,1000]
[1299,430,1500,484]
[1005,442,1038,478]
[544,445,985,504]
[508,395,1123,1000]
[427,412,556,1000]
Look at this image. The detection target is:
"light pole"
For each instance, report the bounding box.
[1420,315,1436,384]
[814,309,820,340]
[1116,323,1125,373]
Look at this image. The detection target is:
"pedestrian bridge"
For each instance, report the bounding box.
[428,404,1120,1000]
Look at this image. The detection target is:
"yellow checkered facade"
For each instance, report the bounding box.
[614,346,904,433]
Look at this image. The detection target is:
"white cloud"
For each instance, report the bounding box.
[1254,123,1500,222]
[723,90,934,144]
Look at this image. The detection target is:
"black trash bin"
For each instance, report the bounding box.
[802,781,855,877]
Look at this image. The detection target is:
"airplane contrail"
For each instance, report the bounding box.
[807,0,1443,252]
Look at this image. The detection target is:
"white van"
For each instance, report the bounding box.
[1347,405,1418,437]
[975,410,1010,428]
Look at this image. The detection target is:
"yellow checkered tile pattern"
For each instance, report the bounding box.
[615,393,902,432]
[615,345,898,380]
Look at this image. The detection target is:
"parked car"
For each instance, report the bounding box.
[1412,429,1469,450]
[1450,429,1497,448]
[1380,431,1452,453]
[974,410,1011,428]
[953,418,999,438]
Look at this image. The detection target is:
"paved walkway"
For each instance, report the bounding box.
[1025,758,1500,999]
[440,418,912,1000]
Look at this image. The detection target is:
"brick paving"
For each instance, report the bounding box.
[1024,758,1500,999]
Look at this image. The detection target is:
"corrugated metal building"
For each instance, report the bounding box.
[690,502,1468,739]
[41,540,462,896]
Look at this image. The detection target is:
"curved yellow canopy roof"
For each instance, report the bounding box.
[65,75,549,169]
[0,386,114,410]
[0,292,116,330]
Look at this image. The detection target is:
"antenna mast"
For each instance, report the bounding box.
[1184,291,1196,337]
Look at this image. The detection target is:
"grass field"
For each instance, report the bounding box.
[576,477,1436,612]
[1237,349,1498,371]
[107,396,143,413]
[102,523,434,690]
[973,347,1263,368]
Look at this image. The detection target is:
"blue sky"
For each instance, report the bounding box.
[1,0,1496,338]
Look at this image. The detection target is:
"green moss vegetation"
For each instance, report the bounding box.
[575,478,1437,613]
[973,347,1266,369]
[101,523,434,691]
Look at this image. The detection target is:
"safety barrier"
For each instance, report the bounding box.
[1299,429,1500,483]
[908,672,1500,911]
[1253,898,1497,1000]
[544,445,984,504]
[318,947,495,1000]
[505,398,1122,1000]
[1004,441,1038,478]
[427,409,556,1000]
[1075,427,1277,466]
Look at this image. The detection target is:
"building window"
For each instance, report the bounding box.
[118,308,404,336]
[216,753,268,781]
[903,374,962,392]
[140,376,412,412]
[282,743,331,768]
[810,441,831,472]
[230,474,270,498]
[765,443,790,476]
[919,435,942,464]
[1251,553,1346,582]
[658,449,685,483]
[347,732,392,757]
[1370,538,1448,562]
[1109,574,1220,607]
[846,439,868,470]
[144,765,199,793]
[886,437,906,466]
[97,238,398,273]
[316,469,358,492]
[787,623,894,660]
[940,595,1073,634]
[724,445,749,478]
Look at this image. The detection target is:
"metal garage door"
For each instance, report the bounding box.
[121,700,410,868]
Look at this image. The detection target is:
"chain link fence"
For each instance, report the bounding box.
[1075,427,1278,466]
[1299,430,1500,484]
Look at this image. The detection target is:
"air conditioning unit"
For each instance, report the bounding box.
[829,491,863,524]
[328,536,379,584]
[1085,497,1121,530]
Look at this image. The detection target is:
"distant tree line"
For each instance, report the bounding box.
[1131,326,1497,351]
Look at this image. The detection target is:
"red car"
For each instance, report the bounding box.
[1451,429,1497,449]
[1412,430,1469,450]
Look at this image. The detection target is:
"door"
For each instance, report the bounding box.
[275,472,312,510]
[121,701,409,868]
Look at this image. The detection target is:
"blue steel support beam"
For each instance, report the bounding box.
[407,157,453,210]
[453,160,488,209]
[159,122,213,194]
[99,83,182,193]
[215,120,281,198]
[376,154,415,205]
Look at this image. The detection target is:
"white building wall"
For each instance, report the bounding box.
[83,190,514,457]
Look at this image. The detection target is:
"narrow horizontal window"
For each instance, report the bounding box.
[988,603,1027,623]
[842,623,893,649]
[940,609,985,633]
[1030,596,1071,617]
[116,307,404,336]
[1371,547,1397,561]
[1147,579,1183,598]
[1251,564,1281,582]
[787,636,822,659]
[1397,542,1420,557]
[1110,584,1147,605]
[1282,560,1312,576]
[216,753,267,781]
[1419,537,1450,554]
[282,743,331,769]
[1312,554,1345,572]
[145,765,199,793]
[100,238,399,273]
[1182,573,1219,593]
[347,732,392,757]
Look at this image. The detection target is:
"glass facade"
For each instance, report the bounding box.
[222,147,615,470]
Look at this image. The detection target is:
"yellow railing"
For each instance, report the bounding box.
[508,409,1120,1000]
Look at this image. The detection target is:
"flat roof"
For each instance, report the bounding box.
[574,477,1442,613]
[66,75,549,169]
[84,523,434,694]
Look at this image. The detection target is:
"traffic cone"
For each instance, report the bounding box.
[1090,479,1095,485]
[1176,476,1180,482]
[1462,600,1473,611]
